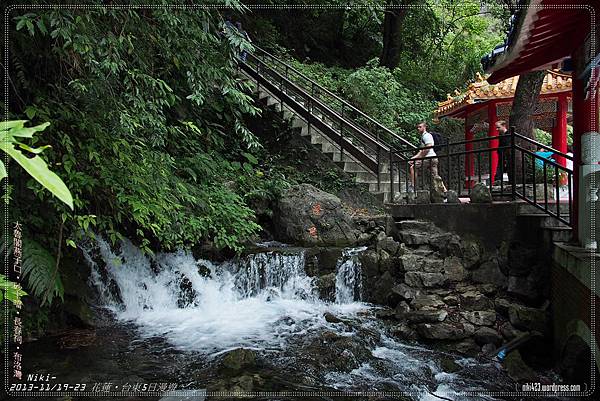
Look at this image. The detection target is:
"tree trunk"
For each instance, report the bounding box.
[509,70,545,183]
[379,1,411,69]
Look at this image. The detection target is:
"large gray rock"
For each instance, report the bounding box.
[220,348,257,372]
[503,350,537,383]
[461,240,483,270]
[411,294,445,310]
[469,182,492,203]
[405,309,448,323]
[442,256,466,282]
[377,236,401,256]
[460,310,496,326]
[459,290,493,310]
[471,258,508,289]
[474,326,503,346]
[416,322,475,340]
[390,283,421,302]
[274,184,360,246]
[508,304,548,333]
[405,271,446,288]
[316,273,336,301]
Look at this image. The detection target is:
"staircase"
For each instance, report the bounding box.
[238,47,416,202]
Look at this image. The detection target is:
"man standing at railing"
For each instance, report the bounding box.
[408,122,447,193]
[495,120,513,184]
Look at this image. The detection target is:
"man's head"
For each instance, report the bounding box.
[417,121,427,134]
[495,120,508,133]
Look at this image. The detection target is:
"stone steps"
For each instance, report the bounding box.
[244,70,410,204]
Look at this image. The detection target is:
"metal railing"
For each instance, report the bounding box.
[238,46,416,193]
[390,127,573,227]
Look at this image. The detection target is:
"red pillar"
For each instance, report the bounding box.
[552,94,568,167]
[488,102,499,184]
[464,114,474,189]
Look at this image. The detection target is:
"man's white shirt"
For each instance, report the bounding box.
[421,132,436,157]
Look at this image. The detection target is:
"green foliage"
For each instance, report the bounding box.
[1,235,62,306]
[8,3,265,254]
[0,274,27,305]
[1,120,73,209]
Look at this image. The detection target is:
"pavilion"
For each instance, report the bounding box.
[434,70,573,184]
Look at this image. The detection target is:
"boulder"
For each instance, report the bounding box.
[499,321,525,340]
[471,258,507,289]
[460,310,496,326]
[416,322,475,340]
[359,249,380,278]
[371,271,395,305]
[273,184,360,246]
[404,271,446,288]
[461,240,483,270]
[445,190,460,204]
[411,294,445,310]
[508,274,541,301]
[442,256,466,282]
[324,312,343,324]
[315,273,336,301]
[459,290,493,311]
[508,304,547,333]
[454,338,481,357]
[220,348,257,372]
[405,309,448,323]
[390,283,421,302]
[377,236,401,256]
[469,182,492,203]
[439,357,461,373]
[391,322,418,340]
[474,327,503,346]
[503,350,537,383]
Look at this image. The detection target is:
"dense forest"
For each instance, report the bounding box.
[2,0,509,335]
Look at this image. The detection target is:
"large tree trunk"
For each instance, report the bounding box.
[379,1,411,69]
[509,70,545,183]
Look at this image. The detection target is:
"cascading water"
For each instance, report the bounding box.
[85,238,366,354]
[79,237,517,400]
[334,246,366,304]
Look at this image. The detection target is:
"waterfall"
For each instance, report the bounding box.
[85,238,367,354]
[335,246,366,304]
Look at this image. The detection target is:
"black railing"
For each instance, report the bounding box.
[238,46,416,194]
[389,127,573,227]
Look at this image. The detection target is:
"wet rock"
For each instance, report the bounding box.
[416,190,431,204]
[273,184,360,246]
[377,236,401,256]
[323,312,343,324]
[372,271,395,304]
[375,307,396,320]
[460,310,496,326]
[394,301,411,319]
[416,322,475,340]
[459,290,493,311]
[462,240,483,270]
[445,190,460,203]
[503,350,537,383]
[481,343,496,355]
[454,338,480,357]
[316,273,336,301]
[220,348,257,372]
[508,304,547,333]
[390,283,421,302]
[442,256,466,282]
[63,297,95,328]
[442,295,459,306]
[498,321,525,340]
[471,259,507,289]
[411,294,445,310]
[391,322,418,340]
[358,232,373,245]
[440,357,461,373]
[405,309,448,323]
[405,271,446,288]
[359,249,380,277]
[469,182,492,203]
[474,327,503,346]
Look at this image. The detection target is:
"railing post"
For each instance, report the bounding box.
[389,150,395,203]
[510,126,516,200]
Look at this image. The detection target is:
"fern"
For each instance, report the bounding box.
[0,235,63,306]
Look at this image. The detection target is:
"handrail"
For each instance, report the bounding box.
[251,45,416,150]
[513,132,573,161]
[243,52,405,159]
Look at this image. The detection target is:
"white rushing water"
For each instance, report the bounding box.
[85,238,367,354]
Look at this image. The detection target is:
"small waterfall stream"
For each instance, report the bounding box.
[70,237,516,400]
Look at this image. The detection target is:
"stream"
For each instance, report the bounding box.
[21,238,529,401]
